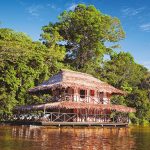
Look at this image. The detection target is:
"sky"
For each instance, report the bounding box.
[0,0,150,69]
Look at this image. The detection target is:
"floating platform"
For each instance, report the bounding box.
[41,122,128,127]
[1,121,128,127]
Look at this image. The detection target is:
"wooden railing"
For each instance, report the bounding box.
[50,94,110,104]
[12,112,129,123]
[45,112,77,122]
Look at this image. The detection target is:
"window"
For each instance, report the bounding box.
[99,92,103,98]
[99,92,103,103]
[90,90,95,96]
[80,90,86,98]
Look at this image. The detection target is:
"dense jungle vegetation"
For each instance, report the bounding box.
[0,4,149,125]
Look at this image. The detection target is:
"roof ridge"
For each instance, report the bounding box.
[61,69,105,83]
[61,69,96,77]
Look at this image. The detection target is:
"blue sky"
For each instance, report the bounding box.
[0,0,150,69]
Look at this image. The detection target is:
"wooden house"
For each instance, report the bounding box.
[15,69,135,126]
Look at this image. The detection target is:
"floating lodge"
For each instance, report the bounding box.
[14,69,136,127]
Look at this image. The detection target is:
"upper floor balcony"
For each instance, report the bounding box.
[50,93,110,105]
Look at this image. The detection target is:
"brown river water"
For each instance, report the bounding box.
[0,125,150,150]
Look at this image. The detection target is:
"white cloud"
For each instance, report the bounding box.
[27,5,43,17]
[47,3,56,9]
[17,0,26,6]
[51,4,56,9]
[140,23,150,32]
[67,3,78,11]
[121,7,145,17]
[47,3,61,11]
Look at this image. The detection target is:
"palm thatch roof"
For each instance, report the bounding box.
[15,101,136,113]
[29,69,125,95]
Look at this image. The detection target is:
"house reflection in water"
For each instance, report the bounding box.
[11,126,136,150]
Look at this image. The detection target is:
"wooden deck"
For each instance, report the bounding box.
[1,121,128,127]
[41,122,128,127]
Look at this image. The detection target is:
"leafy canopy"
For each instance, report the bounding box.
[0,4,149,125]
[41,4,125,72]
[0,28,65,114]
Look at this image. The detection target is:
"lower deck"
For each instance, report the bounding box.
[8,111,129,127]
[12,111,129,123]
[1,121,128,127]
[41,121,128,127]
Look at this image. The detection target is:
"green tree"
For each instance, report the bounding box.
[100,51,150,124]
[100,52,145,88]
[41,4,125,73]
[0,28,66,116]
[0,4,149,125]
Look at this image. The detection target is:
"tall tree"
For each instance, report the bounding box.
[41,4,125,73]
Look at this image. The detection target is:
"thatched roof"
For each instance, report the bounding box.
[29,69,125,94]
[15,101,136,113]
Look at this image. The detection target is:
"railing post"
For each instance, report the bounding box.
[64,114,66,122]
[77,109,78,122]
[86,109,87,122]
[51,113,52,121]
[43,107,46,115]
[113,115,114,123]
[127,114,129,123]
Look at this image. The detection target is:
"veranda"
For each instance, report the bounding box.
[12,69,135,126]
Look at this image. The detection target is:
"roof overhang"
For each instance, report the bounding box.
[29,82,125,95]
[15,101,136,113]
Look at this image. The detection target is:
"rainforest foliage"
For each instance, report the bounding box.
[0,4,149,124]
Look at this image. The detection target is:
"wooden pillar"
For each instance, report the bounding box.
[79,108,80,122]
[62,88,66,101]
[103,92,106,104]
[77,109,78,122]
[85,108,87,122]
[74,87,78,102]
[127,113,129,123]
[80,109,82,122]
[113,112,115,123]
[106,93,111,104]
[94,109,95,122]
[50,112,52,121]
[103,92,110,104]
[87,89,88,103]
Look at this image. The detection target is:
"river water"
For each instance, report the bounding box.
[0,125,150,150]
